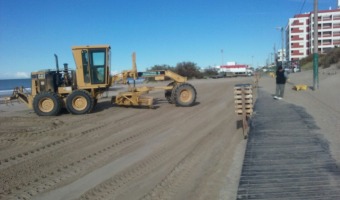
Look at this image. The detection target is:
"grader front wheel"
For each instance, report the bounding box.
[173,83,197,107]
[33,92,62,116]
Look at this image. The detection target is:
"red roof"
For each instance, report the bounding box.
[294,9,340,18]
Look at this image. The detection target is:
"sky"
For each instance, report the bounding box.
[0,0,337,79]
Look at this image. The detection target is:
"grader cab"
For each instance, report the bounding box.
[9,45,197,116]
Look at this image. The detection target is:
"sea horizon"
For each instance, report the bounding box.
[0,79,31,97]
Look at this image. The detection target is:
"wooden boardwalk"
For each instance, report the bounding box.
[237,89,340,200]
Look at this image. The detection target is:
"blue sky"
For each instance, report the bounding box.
[0,0,337,79]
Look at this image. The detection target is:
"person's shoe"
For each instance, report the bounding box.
[273,96,278,99]
[277,97,282,100]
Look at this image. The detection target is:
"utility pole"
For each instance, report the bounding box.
[313,0,319,90]
[271,53,273,65]
[276,27,284,68]
[273,44,277,68]
[252,56,254,68]
[280,27,284,68]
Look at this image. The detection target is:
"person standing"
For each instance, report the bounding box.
[274,66,288,100]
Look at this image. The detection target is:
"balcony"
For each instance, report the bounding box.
[291,51,304,56]
[291,38,303,41]
[321,33,332,38]
[333,24,340,28]
[333,40,340,45]
[333,32,340,36]
[291,43,303,48]
[292,20,304,26]
[321,16,332,21]
[291,28,303,33]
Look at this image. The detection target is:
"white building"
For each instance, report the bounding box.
[287,9,340,61]
[216,62,252,76]
[277,49,286,62]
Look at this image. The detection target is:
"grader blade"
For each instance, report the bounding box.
[2,87,33,108]
[112,91,154,108]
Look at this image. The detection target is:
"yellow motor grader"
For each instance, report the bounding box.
[8,45,197,116]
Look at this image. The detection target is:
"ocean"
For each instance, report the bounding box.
[0,79,31,97]
[0,77,146,98]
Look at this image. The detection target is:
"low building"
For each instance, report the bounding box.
[217,63,252,76]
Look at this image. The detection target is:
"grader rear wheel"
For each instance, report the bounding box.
[173,83,197,107]
[66,90,94,115]
[33,92,62,116]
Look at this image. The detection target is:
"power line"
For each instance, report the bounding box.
[299,0,307,14]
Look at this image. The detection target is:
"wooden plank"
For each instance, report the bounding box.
[234,90,252,94]
[234,94,253,99]
[234,85,252,89]
[235,104,253,109]
[235,105,253,109]
[235,99,253,104]
[234,87,252,90]
[235,109,253,114]
[235,111,253,116]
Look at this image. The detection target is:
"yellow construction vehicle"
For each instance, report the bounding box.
[8,45,197,116]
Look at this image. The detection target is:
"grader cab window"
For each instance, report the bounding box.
[81,50,90,83]
[90,51,106,84]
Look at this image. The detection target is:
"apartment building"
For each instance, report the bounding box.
[287,9,340,61]
[277,49,286,62]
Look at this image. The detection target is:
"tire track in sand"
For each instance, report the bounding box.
[3,106,193,199]
[74,85,238,200]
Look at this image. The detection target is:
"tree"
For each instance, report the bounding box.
[175,62,203,79]
[147,64,174,71]
[203,67,219,77]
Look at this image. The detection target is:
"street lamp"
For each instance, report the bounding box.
[221,49,224,65]
[271,53,273,65]
[313,0,319,90]
[252,56,254,68]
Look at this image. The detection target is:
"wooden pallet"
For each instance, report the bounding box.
[234,84,253,139]
[234,84,253,116]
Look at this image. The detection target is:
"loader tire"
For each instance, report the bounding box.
[173,83,197,107]
[33,92,62,116]
[165,82,175,104]
[66,90,94,115]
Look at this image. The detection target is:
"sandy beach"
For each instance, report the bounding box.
[0,67,339,200]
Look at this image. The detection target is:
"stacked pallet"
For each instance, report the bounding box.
[234,84,253,116]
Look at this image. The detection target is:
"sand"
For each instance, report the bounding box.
[0,67,339,199]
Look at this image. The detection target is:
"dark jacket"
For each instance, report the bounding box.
[276,70,286,84]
